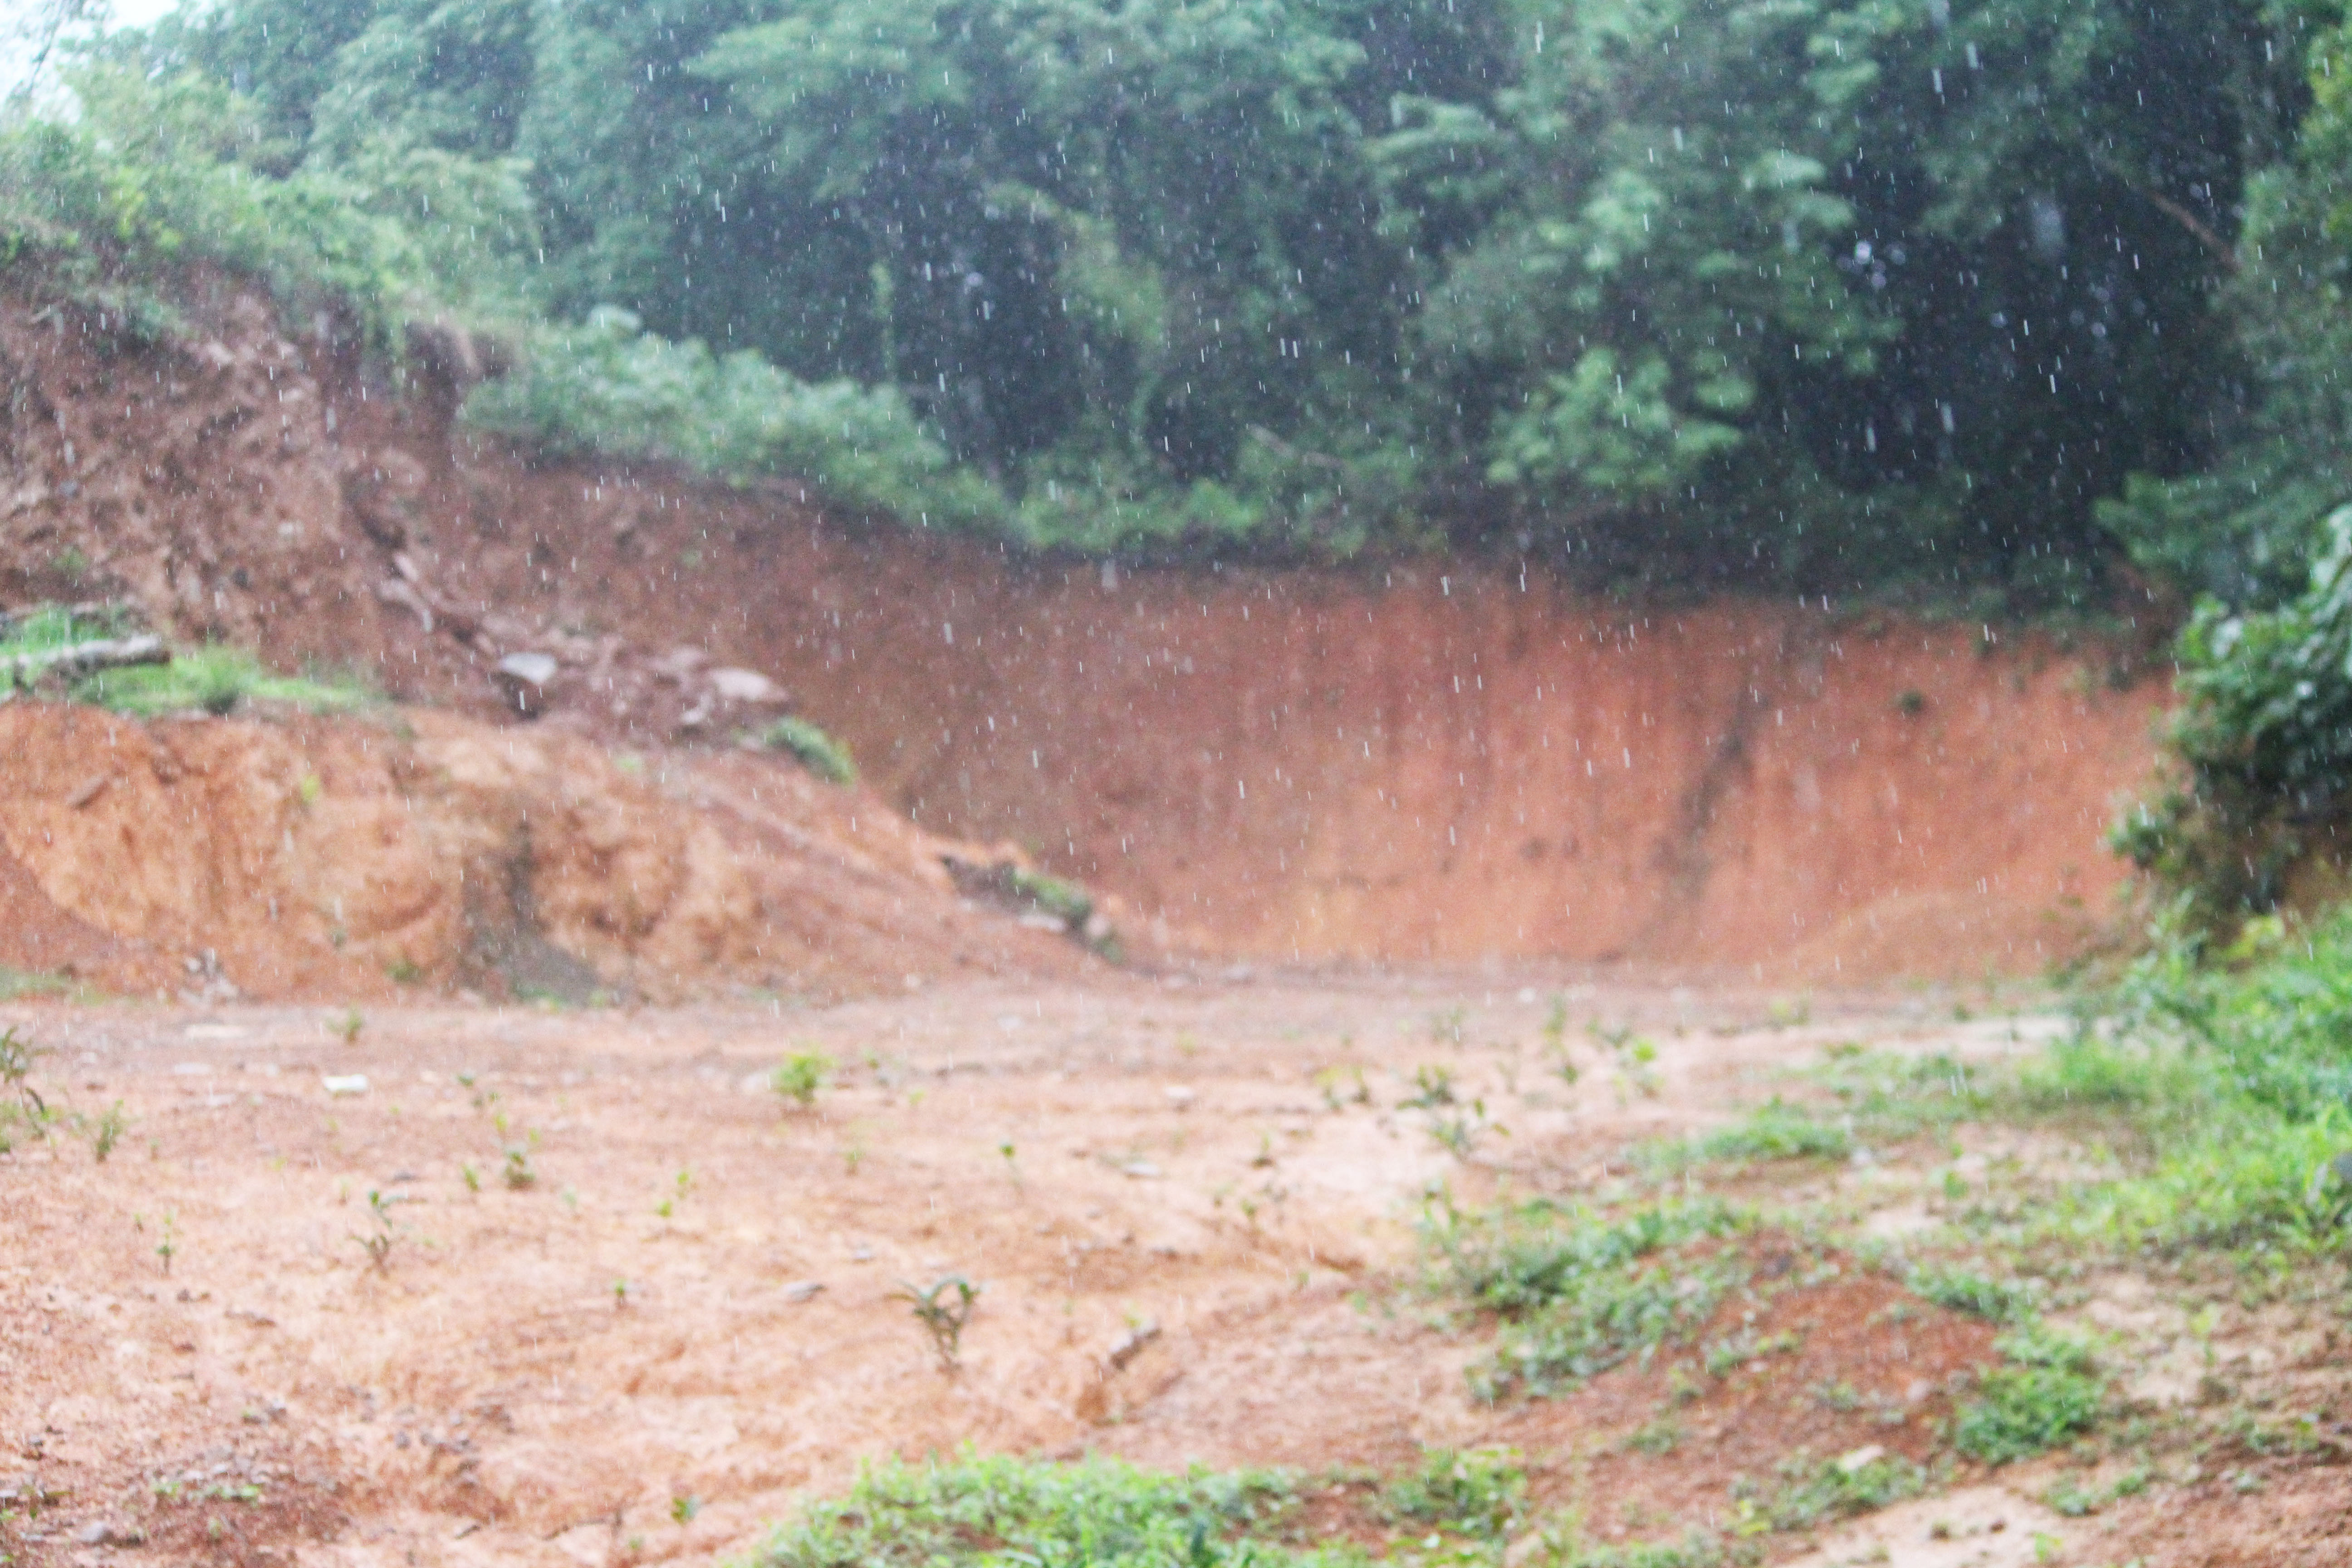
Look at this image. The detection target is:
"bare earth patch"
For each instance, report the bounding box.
[0,973,2345,1566]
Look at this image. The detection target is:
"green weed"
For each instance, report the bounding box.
[894,1275,981,1370]
[0,1026,54,1152]
[771,1050,834,1108]
[351,1190,406,1271]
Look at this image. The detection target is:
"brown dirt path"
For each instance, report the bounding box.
[6,974,2337,1568]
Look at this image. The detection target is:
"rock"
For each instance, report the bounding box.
[707,667,784,704]
[1106,1319,1160,1371]
[1834,1444,1887,1475]
[495,652,559,688]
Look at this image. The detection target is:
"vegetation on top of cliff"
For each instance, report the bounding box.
[0,0,2318,603]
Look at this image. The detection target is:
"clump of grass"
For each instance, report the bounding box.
[749,1453,1323,1568]
[74,645,380,718]
[1426,1196,1750,1400]
[756,715,858,785]
[1378,1446,1524,1541]
[2052,903,2352,1258]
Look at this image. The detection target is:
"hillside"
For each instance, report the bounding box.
[0,285,2166,996]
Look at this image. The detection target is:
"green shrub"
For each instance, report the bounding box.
[757,716,857,786]
[0,64,526,355]
[463,309,1010,535]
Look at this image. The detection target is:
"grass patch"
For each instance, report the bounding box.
[0,968,75,1002]
[1642,1098,1852,1171]
[1943,1325,2102,1465]
[1426,1196,1750,1400]
[1807,1047,1991,1145]
[72,645,380,718]
[755,715,857,785]
[1954,1364,2102,1465]
[1905,1265,2042,1326]
[1738,1448,1931,1532]
[745,1452,1349,1568]
[1378,1447,1524,1541]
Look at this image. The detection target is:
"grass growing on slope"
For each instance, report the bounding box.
[71,646,380,718]
[747,1452,1356,1568]
[755,715,858,785]
[1423,1196,1751,1400]
[2034,906,2352,1258]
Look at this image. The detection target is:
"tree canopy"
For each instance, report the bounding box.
[0,0,2288,603]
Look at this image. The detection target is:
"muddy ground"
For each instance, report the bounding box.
[3,971,2343,1568]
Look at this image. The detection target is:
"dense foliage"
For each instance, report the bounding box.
[0,0,2323,593]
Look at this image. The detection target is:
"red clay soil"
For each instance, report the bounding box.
[2,284,2169,989]
[0,701,1093,1004]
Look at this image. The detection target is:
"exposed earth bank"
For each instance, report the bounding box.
[2,283,2166,996]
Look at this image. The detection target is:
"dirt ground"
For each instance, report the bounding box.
[4,970,2344,1568]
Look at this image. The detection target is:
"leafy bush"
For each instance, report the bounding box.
[756,716,857,787]
[0,62,525,354]
[2112,510,2352,924]
[747,1452,1343,1568]
[462,309,1010,535]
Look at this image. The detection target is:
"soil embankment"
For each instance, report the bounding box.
[0,283,2168,987]
[0,703,1089,1002]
